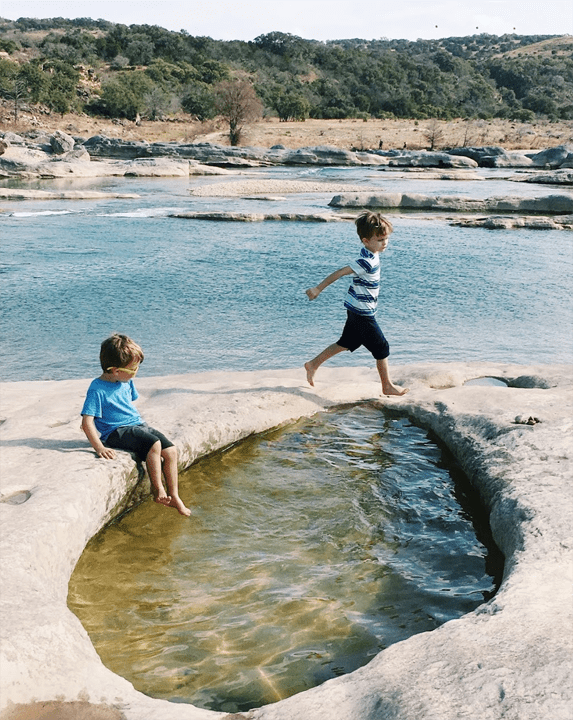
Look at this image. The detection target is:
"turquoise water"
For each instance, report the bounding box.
[68,403,502,712]
[1,168,572,381]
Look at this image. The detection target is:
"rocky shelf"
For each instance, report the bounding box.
[1,130,572,181]
[1,363,571,720]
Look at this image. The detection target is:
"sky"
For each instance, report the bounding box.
[0,0,572,42]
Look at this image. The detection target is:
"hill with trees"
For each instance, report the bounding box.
[0,17,571,144]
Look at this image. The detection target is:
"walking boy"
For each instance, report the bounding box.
[304,211,408,397]
[81,333,191,516]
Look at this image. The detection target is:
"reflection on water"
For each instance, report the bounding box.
[68,403,502,713]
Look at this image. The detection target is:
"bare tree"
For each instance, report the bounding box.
[423,119,445,151]
[213,78,262,146]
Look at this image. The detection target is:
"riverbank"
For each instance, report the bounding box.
[0,363,572,720]
[2,113,572,152]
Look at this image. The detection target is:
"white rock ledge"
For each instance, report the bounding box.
[0,363,572,720]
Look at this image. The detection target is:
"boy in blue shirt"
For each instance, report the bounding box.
[304,211,408,397]
[81,334,191,516]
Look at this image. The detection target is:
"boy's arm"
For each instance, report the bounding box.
[81,415,116,460]
[306,266,354,300]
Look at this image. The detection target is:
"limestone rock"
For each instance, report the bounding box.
[83,135,150,159]
[170,211,351,222]
[448,145,507,163]
[529,144,573,168]
[0,363,571,720]
[519,169,573,186]
[479,152,533,168]
[0,188,140,200]
[447,146,540,168]
[387,151,478,168]
[1,131,26,145]
[50,130,75,154]
[328,192,573,214]
[122,158,189,177]
[451,215,573,230]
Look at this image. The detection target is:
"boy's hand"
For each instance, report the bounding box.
[96,447,117,460]
[306,287,320,301]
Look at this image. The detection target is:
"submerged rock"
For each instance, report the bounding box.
[170,211,352,222]
[451,215,573,230]
[0,188,140,200]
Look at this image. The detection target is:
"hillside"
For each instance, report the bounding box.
[1,17,572,145]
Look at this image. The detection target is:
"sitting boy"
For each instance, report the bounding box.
[81,333,191,516]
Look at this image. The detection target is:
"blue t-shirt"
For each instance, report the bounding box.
[81,378,142,441]
[344,247,380,316]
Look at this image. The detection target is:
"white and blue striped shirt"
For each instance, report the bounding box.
[344,247,380,316]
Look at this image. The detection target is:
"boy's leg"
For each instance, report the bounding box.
[145,440,171,503]
[161,446,191,517]
[376,357,408,396]
[305,343,347,386]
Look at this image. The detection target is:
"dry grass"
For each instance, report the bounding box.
[1,105,572,152]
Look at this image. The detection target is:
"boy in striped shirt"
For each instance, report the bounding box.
[304,211,408,396]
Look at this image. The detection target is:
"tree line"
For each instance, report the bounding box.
[1,17,572,143]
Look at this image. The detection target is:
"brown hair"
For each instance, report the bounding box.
[99,334,144,372]
[355,211,393,240]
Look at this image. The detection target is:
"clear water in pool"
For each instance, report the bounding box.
[68,403,502,713]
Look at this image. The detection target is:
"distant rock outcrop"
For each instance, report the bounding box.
[3,132,573,173]
[447,144,573,169]
[329,192,573,214]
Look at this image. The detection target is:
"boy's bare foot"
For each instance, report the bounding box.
[155,495,191,516]
[304,362,316,387]
[382,384,409,397]
[168,496,192,517]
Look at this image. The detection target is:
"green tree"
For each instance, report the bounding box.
[126,35,155,65]
[41,60,80,114]
[273,90,310,121]
[181,83,216,120]
[198,59,230,84]
[98,71,154,119]
[0,59,26,121]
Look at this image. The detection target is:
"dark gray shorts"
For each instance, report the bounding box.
[337,310,390,360]
[105,423,174,462]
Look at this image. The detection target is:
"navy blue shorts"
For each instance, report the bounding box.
[105,423,174,462]
[337,310,390,360]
